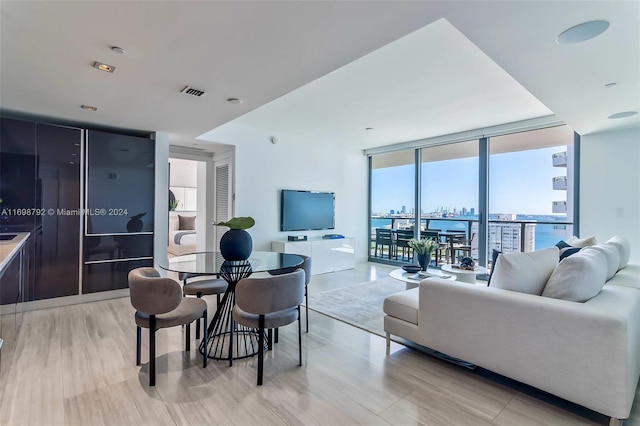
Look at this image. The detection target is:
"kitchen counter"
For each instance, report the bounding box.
[0,233,30,273]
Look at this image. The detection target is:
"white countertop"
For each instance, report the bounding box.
[0,233,30,272]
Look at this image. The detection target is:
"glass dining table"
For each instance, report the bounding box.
[159,251,304,364]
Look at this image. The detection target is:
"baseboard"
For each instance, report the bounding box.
[13,289,130,313]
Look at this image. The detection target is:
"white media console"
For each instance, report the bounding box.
[271,237,355,275]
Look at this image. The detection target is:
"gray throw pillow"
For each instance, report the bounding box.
[178,215,196,230]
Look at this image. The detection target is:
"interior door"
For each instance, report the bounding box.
[213,156,232,251]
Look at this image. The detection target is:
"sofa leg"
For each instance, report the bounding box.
[386,332,390,354]
[609,418,622,426]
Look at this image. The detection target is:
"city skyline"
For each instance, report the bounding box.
[371,145,568,216]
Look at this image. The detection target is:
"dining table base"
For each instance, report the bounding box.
[199,287,266,363]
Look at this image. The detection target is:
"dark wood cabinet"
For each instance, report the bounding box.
[82,130,155,294]
[34,124,82,300]
[1,117,155,301]
[0,118,37,232]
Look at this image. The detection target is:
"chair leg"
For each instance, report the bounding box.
[298,305,302,366]
[202,309,208,368]
[274,327,279,343]
[305,286,309,333]
[268,329,273,350]
[136,326,141,366]
[196,292,202,339]
[258,315,265,386]
[149,316,156,386]
[186,323,190,352]
[229,317,234,367]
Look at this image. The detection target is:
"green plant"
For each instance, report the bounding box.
[214,216,255,230]
[408,238,439,254]
[169,199,179,211]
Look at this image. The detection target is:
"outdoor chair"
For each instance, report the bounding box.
[375,228,394,259]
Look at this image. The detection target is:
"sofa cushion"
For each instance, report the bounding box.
[542,249,607,302]
[566,235,597,248]
[584,243,620,281]
[490,247,559,295]
[606,236,631,270]
[383,288,418,324]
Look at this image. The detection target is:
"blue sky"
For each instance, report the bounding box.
[372,146,566,216]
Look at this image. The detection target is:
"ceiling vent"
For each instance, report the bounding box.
[180,86,206,97]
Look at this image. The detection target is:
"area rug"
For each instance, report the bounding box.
[308,278,406,337]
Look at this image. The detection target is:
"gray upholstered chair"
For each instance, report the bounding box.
[180,273,227,339]
[268,254,312,333]
[232,269,305,385]
[128,267,208,386]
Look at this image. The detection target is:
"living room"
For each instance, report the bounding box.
[1,1,639,425]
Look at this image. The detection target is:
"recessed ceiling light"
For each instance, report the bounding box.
[111,46,125,54]
[556,20,609,44]
[607,111,638,119]
[227,98,243,104]
[93,61,116,73]
[605,82,617,88]
[81,105,98,112]
[365,127,374,131]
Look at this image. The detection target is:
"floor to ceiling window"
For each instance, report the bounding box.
[488,126,574,264]
[421,140,479,260]
[370,150,415,261]
[368,123,577,268]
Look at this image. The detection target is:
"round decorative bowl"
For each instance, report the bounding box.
[402,265,422,273]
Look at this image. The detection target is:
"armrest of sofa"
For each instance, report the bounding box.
[417,278,640,419]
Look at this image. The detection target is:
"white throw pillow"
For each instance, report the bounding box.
[566,235,598,248]
[542,249,607,302]
[606,236,631,270]
[490,247,559,295]
[583,244,620,281]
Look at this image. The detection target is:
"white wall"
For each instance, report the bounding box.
[154,132,170,270]
[205,123,369,261]
[580,127,640,262]
[169,158,198,187]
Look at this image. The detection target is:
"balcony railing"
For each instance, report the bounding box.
[552,151,568,167]
[552,201,567,213]
[370,216,573,267]
[553,176,567,190]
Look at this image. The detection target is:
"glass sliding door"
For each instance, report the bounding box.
[488,125,574,266]
[420,140,479,264]
[370,150,415,261]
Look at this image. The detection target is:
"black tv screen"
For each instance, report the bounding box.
[281,190,335,231]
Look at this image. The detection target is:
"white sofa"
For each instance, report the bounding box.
[384,238,640,424]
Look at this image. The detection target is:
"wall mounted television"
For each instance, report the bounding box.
[281,189,335,232]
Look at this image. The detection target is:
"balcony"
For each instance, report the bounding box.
[369,216,573,266]
[553,176,567,190]
[552,201,567,213]
[552,151,567,167]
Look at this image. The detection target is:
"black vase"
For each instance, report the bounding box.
[417,252,431,271]
[219,229,253,261]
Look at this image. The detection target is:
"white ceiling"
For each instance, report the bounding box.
[1,1,638,153]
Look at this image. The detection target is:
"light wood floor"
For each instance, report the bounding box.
[1,263,638,425]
